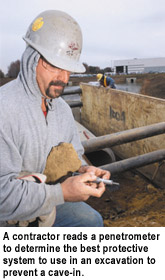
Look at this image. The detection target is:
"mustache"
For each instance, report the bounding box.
[49,81,67,87]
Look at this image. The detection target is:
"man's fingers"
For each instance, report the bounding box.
[74,172,106,198]
[76,172,96,183]
[102,170,110,179]
[85,183,105,198]
[76,172,107,189]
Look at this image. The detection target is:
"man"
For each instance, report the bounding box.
[97,73,116,88]
[0,10,110,227]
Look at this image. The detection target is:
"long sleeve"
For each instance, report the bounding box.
[0,129,64,222]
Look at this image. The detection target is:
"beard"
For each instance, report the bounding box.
[46,80,67,99]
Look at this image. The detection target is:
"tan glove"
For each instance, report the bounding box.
[44,142,82,183]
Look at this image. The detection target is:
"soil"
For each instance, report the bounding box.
[140,73,165,99]
[87,170,165,227]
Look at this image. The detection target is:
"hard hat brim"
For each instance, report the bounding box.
[23,37,86,73]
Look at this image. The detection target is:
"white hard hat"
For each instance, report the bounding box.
[23,10,85,73]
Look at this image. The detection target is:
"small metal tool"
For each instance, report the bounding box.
[72,172,120,187]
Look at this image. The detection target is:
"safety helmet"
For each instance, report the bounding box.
[97,73,103,81]
[23,10,85,73]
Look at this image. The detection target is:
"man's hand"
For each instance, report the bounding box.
[78,165,110,181]
[61,171,106,202]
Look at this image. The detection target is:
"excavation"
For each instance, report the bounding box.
[71,73,165,227]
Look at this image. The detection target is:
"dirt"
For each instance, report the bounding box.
[87,170,165,227]
[140,73,165,99]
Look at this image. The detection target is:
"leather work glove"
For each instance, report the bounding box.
[43,142,82,184]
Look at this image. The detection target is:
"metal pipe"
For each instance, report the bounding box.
[100,149,165,174]
[68,101,83,108]
[82,122,165,153]
[62,86,82,95]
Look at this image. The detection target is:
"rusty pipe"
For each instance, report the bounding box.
[62,86,82,95]
[82,122,165,153]
[100,149,165,175]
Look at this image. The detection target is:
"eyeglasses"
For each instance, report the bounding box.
[41,57,61,73]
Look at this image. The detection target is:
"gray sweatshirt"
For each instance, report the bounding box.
[0,46,84,225]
